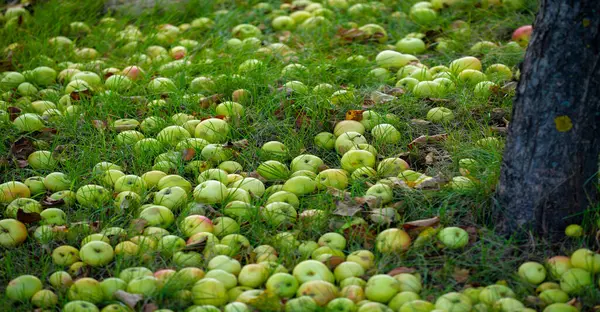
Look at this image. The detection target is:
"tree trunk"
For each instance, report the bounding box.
[496,0,600,237]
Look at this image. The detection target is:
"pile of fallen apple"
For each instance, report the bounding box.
[2,0,598,311]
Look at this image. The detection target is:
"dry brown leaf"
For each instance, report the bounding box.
[129,219,148,234]
[408,134,448,149]
[10,137,35,160]
[114,290,143,309]
[333,199,363,217]
[16,209,42,224]
[355,195,382,209]
[182,148,195,161]
[414,175,449,190]
[387,267,416,276]
[403,217,440,230]
[425,152,434,165]
[453,268,470,283]
[92,120,107,130]
[322,256,345,270]
[199,94,223,108]
[41,196,65,207]
[142,303,159,312]
[7,106,21,121]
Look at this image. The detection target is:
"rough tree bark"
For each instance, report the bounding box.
[496,0,600,237]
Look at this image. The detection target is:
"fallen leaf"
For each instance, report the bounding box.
[355,195,382,209]
[333,199,363,217]
[370,91,397,104]
[403,217,440,230]
[199,94,223,108]
[425,152,434,165]
[345,110,365,121]
[387,267,416,276]
[411,119,432,126]
[70,89,91,101]
[114,290,143,309]
[129,219,148,234]
[453,268,470,283]
[16,209,42,224]
[342,223,376,249]
[408,134,448,149]
[7,107,21,121]
[41,196,65,207]
[142,303,159,312]
[463,226,478,244]
[92,120,107,130]
[414,175,449,190]
[10,137,36,160]
[322,256,345,270]
[490,126,507,133]
[182,148,195,161]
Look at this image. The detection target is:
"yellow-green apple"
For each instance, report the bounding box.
[261,202,297,227]
[366,183,393,204]
[539,289,569,305]
[261,140,288,157]
[410,7,437,25]
[360,111,383,130]
[216,101,244,118]
[30,289,58,308]
[229,178,265,197]
[0,218,28,248]
[478,284,515,305]
[68,278,104,303]
[194,118,230,143]
[52,245,80,266]
[397,77,420,90]
[347,250,375,270]
[193,180,228,204]
[512,25,532,47]
[311,246,345,260]
[118,267,153,283]
[493,297,524,311]
[257,160,290,181]
[186,231,218,250]
[76,184,111,207]
[208,255,242,276]
[114,241,140,258]
[376,50,418,69]
[224,302,250,312]
[158,175,192,193]
[396,38,426,54]
[458,69,487,85]
[5,275,43,302]
[399,299,435,312]
[449,56,482,74]
[147,77,177,94]
[435,292,472,312]
[518,261,547,285]
[156,125,190,147]
[238,264,270,288]
[546,256,572,279]
[474,81,498,98]
[334,262,365,282]
[297,280,339,306]
[204,269,237,290]
[213,217,240,237]
[127,276,158,297]
[298,240,320,259]
[413,81,441,98]
[291,154,324,173]
[114,175,146,194]
[449,176,476,190]
[114,191,141,211]
[49,271,73,289]
[99,278,127,301]
[282,176,316,196]
[157,235,186,256]
[485,64,512,82]
[340,285,365,303]
[570,248,600,272]
[365,274,401,303]
[43,172,71,192]
[40,208,67,225]
[267,190,300,208]
[154,186,187,210]
[223,201,256,220]
[315,132,336,150]
[92,162,123,176]
[376,228,411,253]
[334,120,366,137]
[180,215,214,237]
[316,169,349,190]
[63,300,100,312]
[139,205,175,228]
[341,150,376,173]
[80,241,114,266]
[351,166,378,180]
[371,124,401,144]
[116,130,145,145]
[197,169,229,184]
[438,227,469,249]
[0,181,31,204]
[389,291,421,311]
[560,268,592,294]
[100,169,125,187]
[319,232,347,250]
[426,107,454,123]
[13,113,45,132]
[265,272,298,298]
[326,297,357,312]
[293,260,335,284]
[140,117,165,134]
[24,176,46,196]
[286,296,319,312]
[543,303,579,312]
[565,224,583,237]
[376,158,409,177]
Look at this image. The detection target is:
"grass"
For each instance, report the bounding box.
[1,0,599,311]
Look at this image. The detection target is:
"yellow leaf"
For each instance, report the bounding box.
[554,115,573,132]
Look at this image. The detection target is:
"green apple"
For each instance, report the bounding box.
[315,132,336,150]
[52,245,80,266]
[316,169,349,190]
[426,107,454,123]
[293,259,335,284]
[375,50,418,69]
[49,271,73,289]
[157,174,192,193]
[449,56,482,74]
[286,296,319,312]
[194,118,230,143]
[396,38,426,54]
[539,289,569,305]
[570,248,600,272]
[560,268,592,294]
[68,278,104,304]
[518,261,547,285]
[213,217,240,237]
[139,205,175,228]
[282,176,317,196]
[24,176,46,196]
[371,124,401,144]
[291,154,324,173]
[154,186,188,210]
[114,174,146,194]
[334,120,366,137]
[5,274,43,302]
[389,291,421,311]
[40,207,67,225]
[335,132,368,155]
[366,183,393,204]
[80,241,114,266]
[546,256,572,279]
[180,215,214,237]
[341,150,376,173]
[435,292,472,312]
[478,284,515,305]
[334,262,365,282]
[238,264,269,288]
[63,301,100,312]
[32,284,57,305]
[543,303,579,312]
[0,181,31,204]
[438,227,469,249]
[257,160,290,181]
[43,172,72,192]
[119,267,154,283]
[296,280,338,306]
[261,202,297,227]
[193,180,228,204]
[127,276,158,297]
[377,158,410,177]
[99,278,127,301]
[365,274,401,303]
[76,184,111,207]
[485,64,512,82]
[197,168,229,184]
[376,228,411,253]
[114,191,141,211]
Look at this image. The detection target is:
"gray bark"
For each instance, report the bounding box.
[496,0,600,237]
